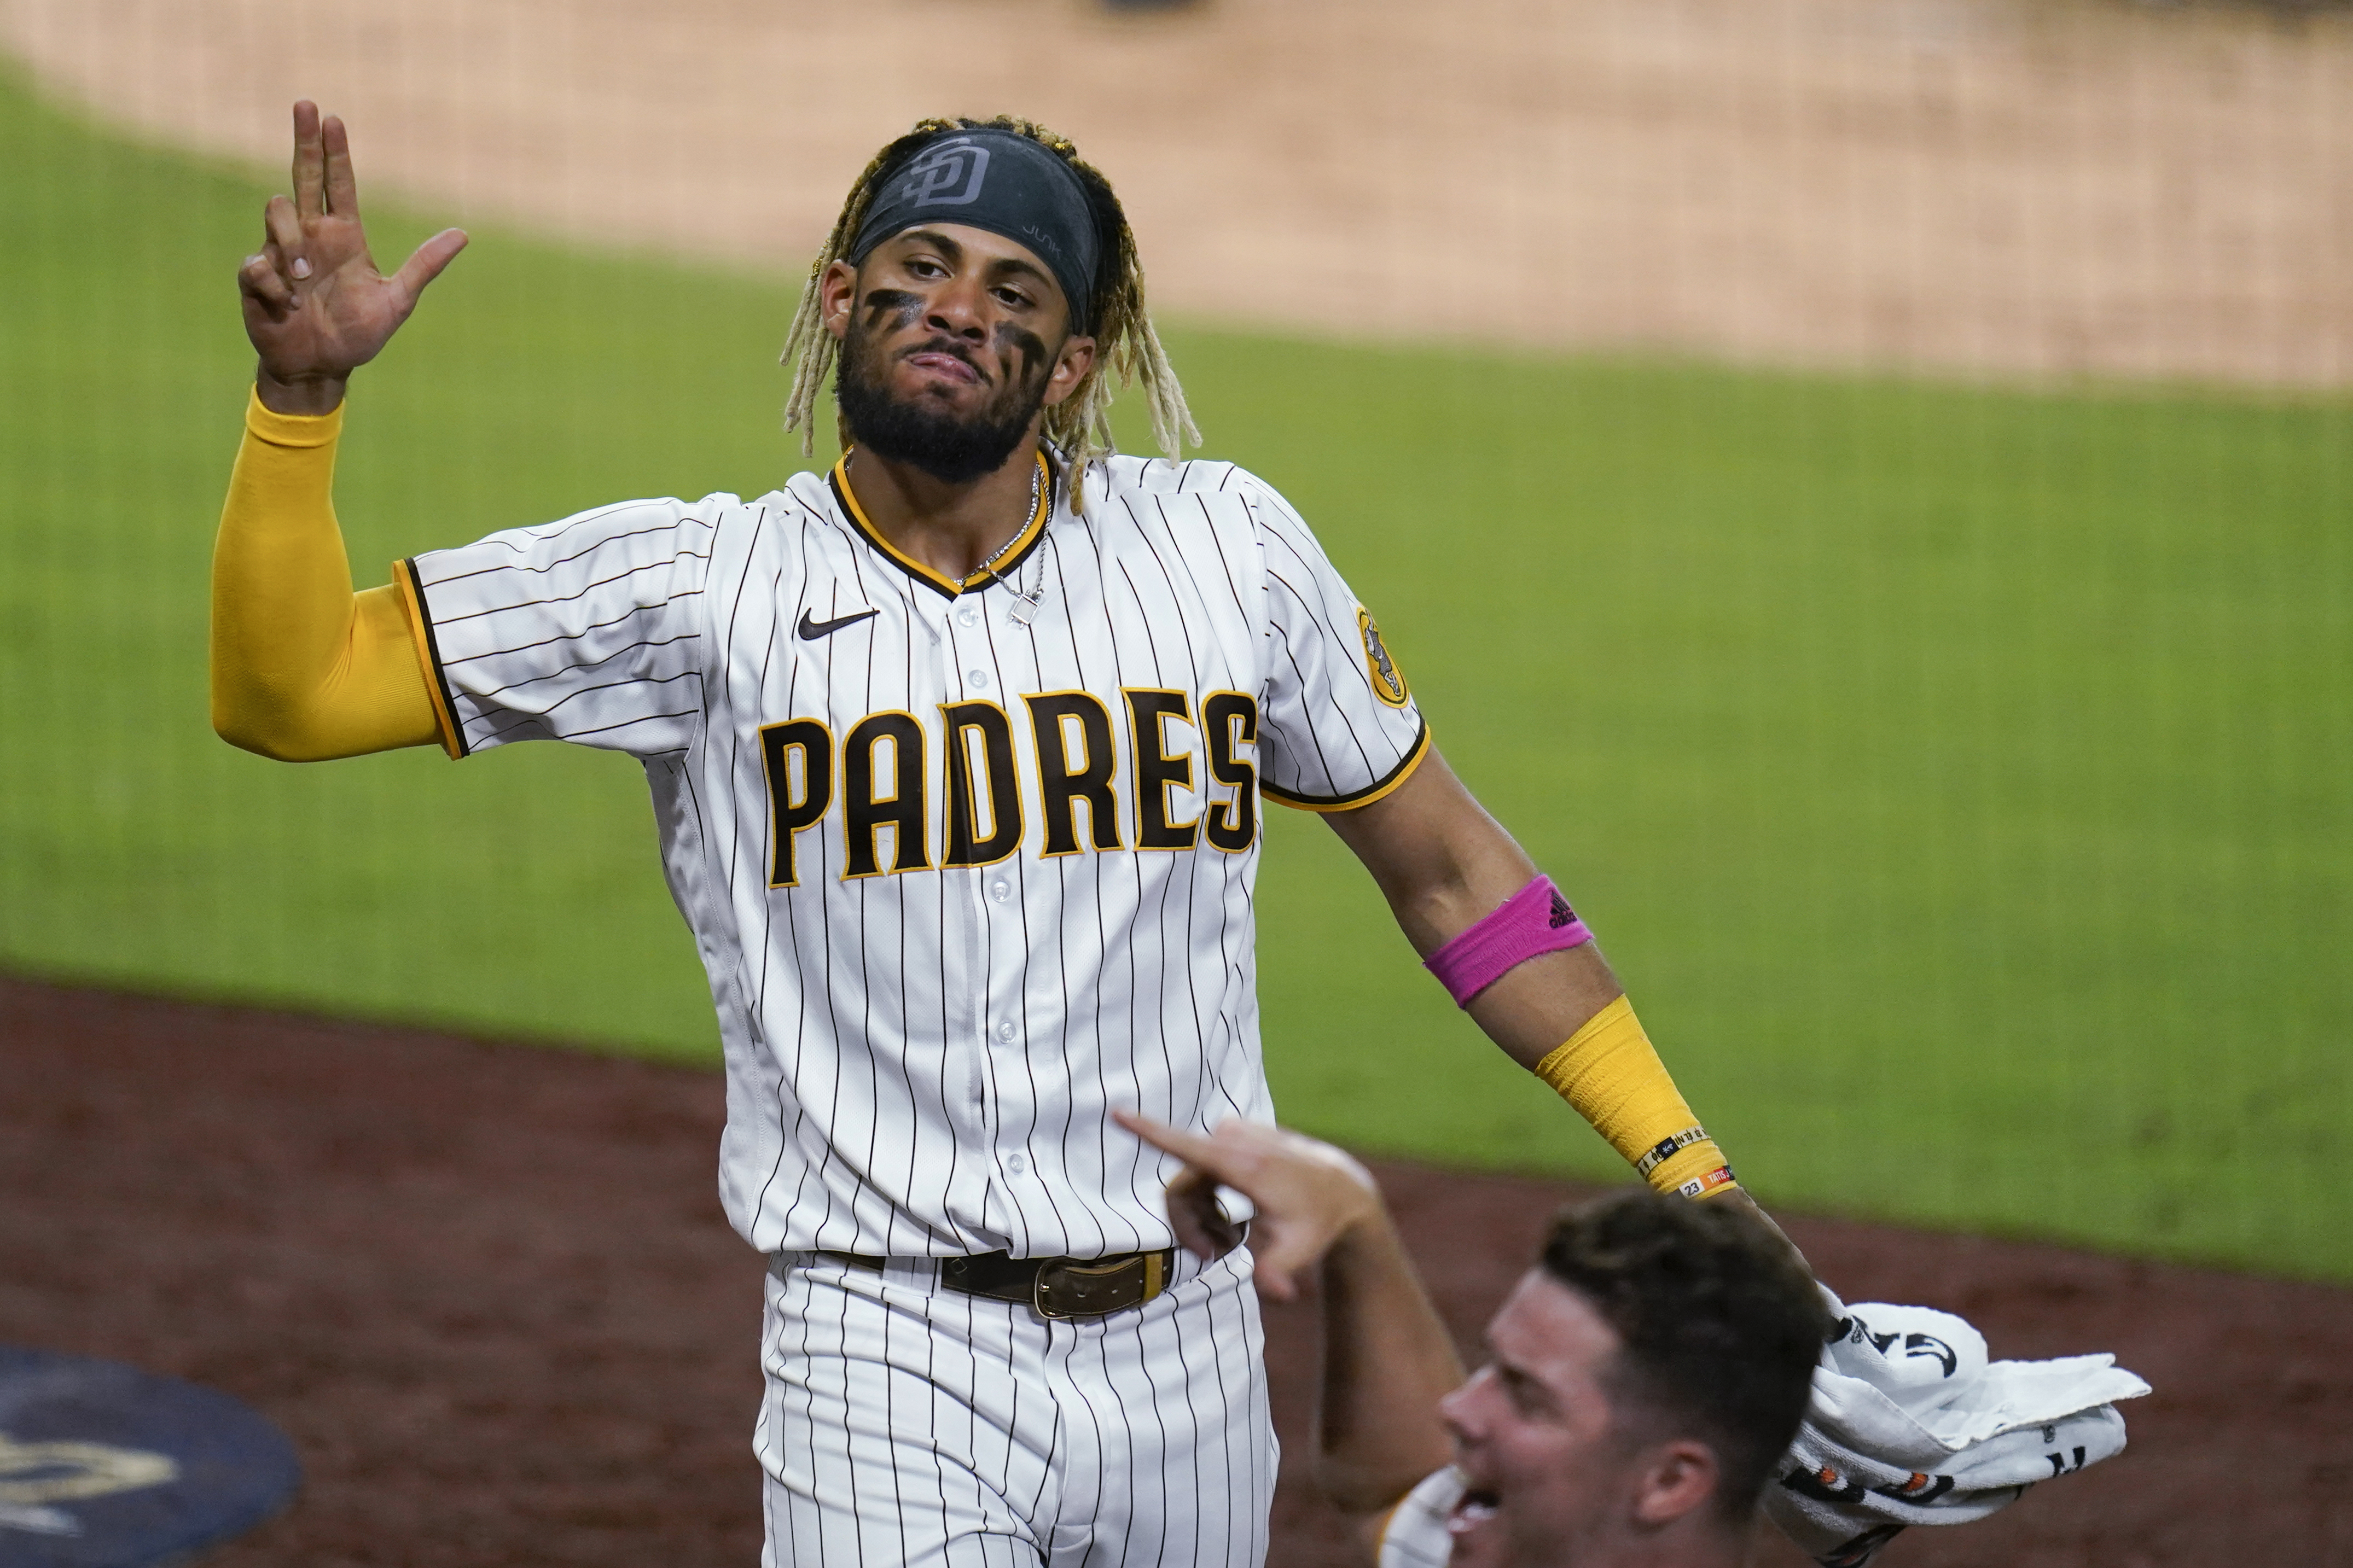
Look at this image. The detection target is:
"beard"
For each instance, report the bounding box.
[835,317,1053,485]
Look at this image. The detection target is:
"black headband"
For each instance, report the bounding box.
[849,129,1101,333]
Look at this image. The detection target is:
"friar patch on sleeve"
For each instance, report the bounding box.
[1358,607,1410,708]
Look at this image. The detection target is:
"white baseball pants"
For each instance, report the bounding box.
[756,1245,1275,1567]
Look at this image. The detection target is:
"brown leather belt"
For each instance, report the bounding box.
[821,1248,1174,1321]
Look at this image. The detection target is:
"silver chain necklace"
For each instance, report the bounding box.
[976,456,1051,626]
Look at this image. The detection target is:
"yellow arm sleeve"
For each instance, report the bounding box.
[1532,996,1741,1199]
[208,390,452,761]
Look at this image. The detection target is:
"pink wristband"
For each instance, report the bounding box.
[1424,875,1594,1007]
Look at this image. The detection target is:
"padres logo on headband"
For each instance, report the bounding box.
[898,137,991,209]
[1357,607,1409,708]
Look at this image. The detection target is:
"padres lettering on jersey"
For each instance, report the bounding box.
[400,456,1428,1259]
[756,685,1260,886]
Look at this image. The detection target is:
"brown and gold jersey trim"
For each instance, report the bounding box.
[1260,722,1432,814]
[828,450,1052,600]
[393,557,468,760]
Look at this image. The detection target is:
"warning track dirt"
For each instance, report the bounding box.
[2,977,2347,1566]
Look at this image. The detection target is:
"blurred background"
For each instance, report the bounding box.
[2,0,2345,1278]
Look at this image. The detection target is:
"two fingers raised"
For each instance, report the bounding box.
[241,102,361,314]
[266,100,340,306]
[289,100,358,223]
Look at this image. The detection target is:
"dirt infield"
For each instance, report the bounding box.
[3,976,2348,1567]
[4,0,2350,387]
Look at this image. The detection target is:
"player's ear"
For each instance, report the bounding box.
[1042,331,1096,409]
[1627,1438,1718,1527]
[820,259,861,343]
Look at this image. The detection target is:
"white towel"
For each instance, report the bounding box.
[1761,1290,2151,1567]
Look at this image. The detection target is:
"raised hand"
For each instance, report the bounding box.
[1113,1110,1385,1302]
[238,101,467,415]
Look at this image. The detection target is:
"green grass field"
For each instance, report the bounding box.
[3,67,2346,1278]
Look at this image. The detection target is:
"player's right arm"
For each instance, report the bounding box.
[211,101,467,761]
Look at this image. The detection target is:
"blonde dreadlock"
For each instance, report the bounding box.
[780,116,1198,497]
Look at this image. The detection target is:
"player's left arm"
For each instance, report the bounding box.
[1321,748,1798,1252]
[1322,746,1617,1040]
[1234,466,1790,1246]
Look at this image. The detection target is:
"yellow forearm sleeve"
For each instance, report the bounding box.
[1532,996,1740,1199]
[210,391,448,760]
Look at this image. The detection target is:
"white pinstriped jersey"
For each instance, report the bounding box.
[400,453,1428,1258]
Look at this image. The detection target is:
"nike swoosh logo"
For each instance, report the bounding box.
[798,608,879,641]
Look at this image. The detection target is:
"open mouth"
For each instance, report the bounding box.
[1446,1485,1501,1539]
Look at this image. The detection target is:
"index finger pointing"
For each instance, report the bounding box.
[1112,1110,1225,1171]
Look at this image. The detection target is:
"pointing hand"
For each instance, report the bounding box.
[1114,1111,1384,1303]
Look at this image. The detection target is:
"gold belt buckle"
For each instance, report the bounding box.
[1031,1252,1168,1321]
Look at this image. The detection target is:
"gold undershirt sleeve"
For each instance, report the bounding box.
[1532,996,1741,1199]
[208,390,451,761]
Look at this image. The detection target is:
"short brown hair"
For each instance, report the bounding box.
[1539,1190,1830,1517]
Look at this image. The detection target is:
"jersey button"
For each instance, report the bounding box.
[966,669,991,689]
[1006,1153,1029,1176]
[995,1019,1018,1043]
[988,879,1013,903]
[955,605,980,628]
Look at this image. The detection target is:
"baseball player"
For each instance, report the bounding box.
[213,104,1794,1567]
[1113,1112,1829,1568]
[1117,1116,2147,1568]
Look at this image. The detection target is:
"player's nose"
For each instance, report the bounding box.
[1438,1368,1495,1443]
[923,274,991,341]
